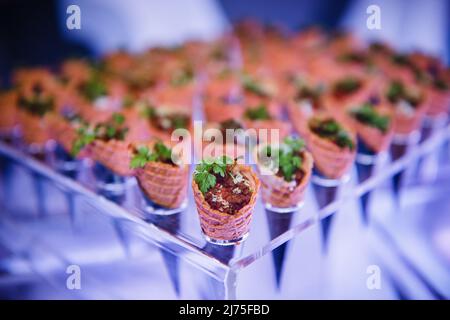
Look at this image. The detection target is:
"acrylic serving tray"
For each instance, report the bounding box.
[1,122,449,299]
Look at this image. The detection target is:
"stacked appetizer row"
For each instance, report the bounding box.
[0,20,449,243]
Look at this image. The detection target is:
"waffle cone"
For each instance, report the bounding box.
[305,128,356,179]
[89,139,133,176]
[258,151,313,208]
[44,113,89,158]
[348,106,394,153]
[135,162,189,209]
[203,99,244,123]
[196,142,247,162]
[0,91,17,134]
[17,110,50,147]
[426,89,450,117]
[393,104,427,135]
[243,119,291,143]
[192,165,260,241]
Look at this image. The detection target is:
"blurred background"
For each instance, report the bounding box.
[0,0,448,85]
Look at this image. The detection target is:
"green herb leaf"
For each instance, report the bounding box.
[333,77,362,96]
[130,142,174,169]
[244,104,271,120]
[194,156,233,193]
[350,103,390,133]
[309,118,354,150]
[241,74,269,97]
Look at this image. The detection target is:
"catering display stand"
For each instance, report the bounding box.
[0,122,449,299]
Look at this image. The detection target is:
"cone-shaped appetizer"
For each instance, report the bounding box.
[306,116,356,250]
[255,136,313,208]
[287,81,326,137]
[306,115,356,179]
[384,79,428,135]
[203,71,244,123]
[0,90,18,137]
[72,112,133,176]
[192,156,260,244]
[203,96,244,123]
[44,112,90,159]
[348,102,394,153]
[15,70,60,148]
[140,102,192,142]
[347,101,393,222]
[131,140,189,209]
[243,104,291,143]
[241,73,280,108]
[198,119,247,161]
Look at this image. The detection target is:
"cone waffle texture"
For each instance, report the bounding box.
[393,105,427,135]
[0,92,17,134]
[89,139,133,176]
[17,110,49,147]
[426,89,450,117]
[350,107,394,153]
[243,119,291,143]
[135,162,189,209]
[203,99,244,123]
[259,150,313,208]
[44,113,80,156]
[192,165,260,241]
[305,129,356,179]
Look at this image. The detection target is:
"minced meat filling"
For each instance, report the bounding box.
[204,169,252,215]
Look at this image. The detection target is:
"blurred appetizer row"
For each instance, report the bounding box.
[0,20,449,244]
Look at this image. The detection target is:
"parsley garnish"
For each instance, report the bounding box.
[350,103,390,133]
[241,74,270,97]
[82,72,107,101]
[194,156,233,193]
[130,142,173,169]
[18,95,54,117]
[309,118,354,150]
[260,137,305,182]
[333,77,362,96]
[244,104,271,120]
[71,112,128,156]
[386,80,422,107]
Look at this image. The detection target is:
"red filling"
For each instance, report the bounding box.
[204,169,252,215]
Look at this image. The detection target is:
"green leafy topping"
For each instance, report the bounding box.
[82,72,107,101]
[369,42,390,54]
[170,65,194,87]
[18,95,54,117]
[260,137,305,182]
[309,118,354,150]
[143,105,189,130]
[338,52,369,64]
[241,74,270,97]
[71,112,128,156]
[194,156,233,193]
[71,125,96,157]
[130,142,174,169]
[283,136,305,152]
[244,104,271,120]
[386,80,422,107]
[122,95,134,108]
[350,103,390,133]
[433,78,449,91]
[332,77,362,97]
[220,119,243,131]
